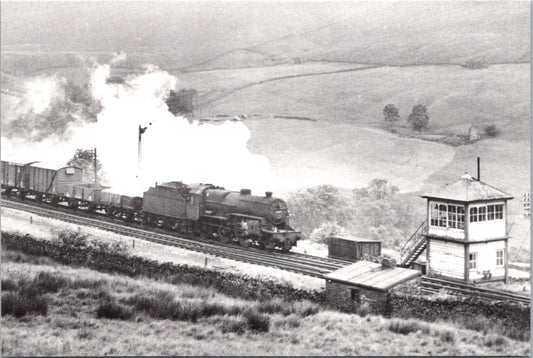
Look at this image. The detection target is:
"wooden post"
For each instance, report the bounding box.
[204,257,207,267]
[94,147,98,185]
[30,216,32,224]
[504,239,509,284]
[464,243,469,282]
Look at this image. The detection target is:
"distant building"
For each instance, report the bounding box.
[468,125,480,141]
[327,236,381,262]
[421,173,513,283]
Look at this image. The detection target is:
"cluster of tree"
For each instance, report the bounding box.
[287,179,417,250]
[382,104,430,133]
[166,89,198,116]
[484,124,500,137]
[67,148,104,184]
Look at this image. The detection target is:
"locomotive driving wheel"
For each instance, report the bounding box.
[218,227,232,243]
[281,241,293,252]
[196,220,214,240]
[239,237,252,248]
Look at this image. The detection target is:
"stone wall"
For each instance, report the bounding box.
[389,291,530,334]
[1,232,325,303]
[325,280,388,314]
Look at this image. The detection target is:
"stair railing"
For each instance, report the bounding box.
[400,219,428,266]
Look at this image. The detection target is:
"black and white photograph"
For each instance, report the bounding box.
[0,0,530,355]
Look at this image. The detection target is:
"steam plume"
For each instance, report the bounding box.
[1,59,271,196]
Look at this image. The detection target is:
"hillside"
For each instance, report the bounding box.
[1,1,529,72]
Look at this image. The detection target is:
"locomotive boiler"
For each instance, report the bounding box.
[142,182,301,251]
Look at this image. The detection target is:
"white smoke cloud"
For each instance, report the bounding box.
[23,76,64,115]
[1,60,272,196]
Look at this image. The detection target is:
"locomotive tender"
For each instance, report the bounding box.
[1,160,301,251]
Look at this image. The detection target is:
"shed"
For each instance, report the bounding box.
[328,236,381,262]
[324,260,421,315]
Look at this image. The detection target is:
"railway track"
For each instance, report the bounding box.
[421,276,530,305]
[1,197,351,278]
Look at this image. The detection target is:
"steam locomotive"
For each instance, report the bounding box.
[0,160,301,251]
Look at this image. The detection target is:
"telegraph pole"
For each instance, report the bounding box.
[94,148,98,185]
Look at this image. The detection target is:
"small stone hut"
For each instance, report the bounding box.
[324,260,421,315]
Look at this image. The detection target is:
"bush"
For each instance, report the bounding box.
[258,298,287,314]
[244,309,270,332]
[52,228,89,248]
[273,314,301,328]
[484,125,500,137]
[69,278,107,290]
[219,316,248,334]
[484,334,508,347]
[2,292,48,317]
[32,272,70,294]
[96,298,133,320]
[439,330,456,343]
[291,300,320,317]
[387,318,430,335]
[2,278,18,291]
[123,290,229,322]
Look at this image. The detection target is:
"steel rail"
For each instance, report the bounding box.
[1,197,349,278]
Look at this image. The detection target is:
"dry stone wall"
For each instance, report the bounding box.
[1,232,325,303]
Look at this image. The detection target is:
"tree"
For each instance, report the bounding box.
[407,104,429,133]
[166,88,198,116]
[484,124,500,137]
[67,148,104,183]
[383,104,400,122]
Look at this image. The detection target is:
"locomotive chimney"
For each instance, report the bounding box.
[265,191,272,198]
[240,189,251,195]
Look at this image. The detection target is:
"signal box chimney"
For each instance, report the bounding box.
[477,157,480,181]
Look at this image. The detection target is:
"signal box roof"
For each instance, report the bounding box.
[324,260,421,292]
[421,174,513,203]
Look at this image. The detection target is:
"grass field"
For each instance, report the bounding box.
[198,64,529,140]
[2,251,530,356]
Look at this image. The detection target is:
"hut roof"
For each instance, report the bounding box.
[324,260,421,291]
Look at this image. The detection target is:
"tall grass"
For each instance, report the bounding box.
[122,290,228,323]
[2,292,48,317]
[257,298,320,317]
[96,298,133,320]
[1,271,71,318]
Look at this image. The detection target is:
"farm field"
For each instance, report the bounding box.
[197,64,529,141]
[2,249,530,356]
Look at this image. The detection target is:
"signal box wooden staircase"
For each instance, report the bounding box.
[399,219,428,268]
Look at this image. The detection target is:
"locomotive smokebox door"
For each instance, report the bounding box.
[186,194,200,220]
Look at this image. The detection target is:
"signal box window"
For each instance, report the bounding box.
[469,252,477,270]
[487,204,504,220]
[429,202,465,229]
[496,249,504,267]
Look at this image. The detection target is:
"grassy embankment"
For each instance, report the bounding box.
[2,246,530,356]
